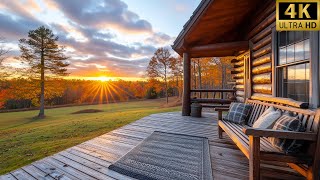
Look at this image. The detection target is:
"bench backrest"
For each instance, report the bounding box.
[246,99,320,133]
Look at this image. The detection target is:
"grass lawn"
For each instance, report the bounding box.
[0,98,180,174]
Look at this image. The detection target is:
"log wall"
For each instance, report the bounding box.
[232,54,246,102]
[230,1,275,99]
[249,1,275,97]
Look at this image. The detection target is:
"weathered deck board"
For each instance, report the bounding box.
[1,112,304,180]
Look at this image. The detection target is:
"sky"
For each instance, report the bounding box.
[0,0,201,81]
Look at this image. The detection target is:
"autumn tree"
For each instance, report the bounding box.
[18,26,69,118]
[212,57,233,89]
[170,56,183,98]
[147,48,172,103]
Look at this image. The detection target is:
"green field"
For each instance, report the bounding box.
[0,99,180,174]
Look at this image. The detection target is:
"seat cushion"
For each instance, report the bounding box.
[269,114,305,154]
[223,103,252,125]
[252,106,282,129]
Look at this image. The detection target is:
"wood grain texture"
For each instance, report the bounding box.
[219,96,320,179]
[250,96,309,109]
[182,52,191,116]
[2,112,304,180]
[249,136,260,180]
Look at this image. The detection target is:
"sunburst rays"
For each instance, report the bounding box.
[83,80,135,104]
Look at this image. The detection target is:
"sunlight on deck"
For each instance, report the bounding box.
[1,112,303,179]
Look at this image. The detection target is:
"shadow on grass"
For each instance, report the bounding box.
[71,109,104,114]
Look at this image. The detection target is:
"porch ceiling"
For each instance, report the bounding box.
[172,0,261,57]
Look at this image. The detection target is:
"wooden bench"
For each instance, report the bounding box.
[217,98,320,180]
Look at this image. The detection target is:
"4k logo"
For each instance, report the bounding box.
[276,0,320,31]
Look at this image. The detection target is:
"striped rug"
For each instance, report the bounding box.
[108,131,213,180]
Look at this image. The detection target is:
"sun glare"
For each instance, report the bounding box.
[97,76,112,82]
[83,78,134,104]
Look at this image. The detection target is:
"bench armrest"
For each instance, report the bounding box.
[242,126,317,141]
[215,108,229,120]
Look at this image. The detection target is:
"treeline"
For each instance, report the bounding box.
[146,48,234,102]
[0,54,234,110]
[0,27,235,116]
[190,57,234,98]
[0,79,181,110]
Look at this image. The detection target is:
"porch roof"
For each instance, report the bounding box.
[172,0,263,57]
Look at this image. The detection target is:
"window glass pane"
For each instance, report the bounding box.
[304,31,310,39]
[295,64,306,101]
[279,31,287,47]
[282,67,287,98]
[288,32,295,44]
[279,47,286,65]
[280,63,309,102]
[295,32,304,42]
[277,31,310,102]
[287,65,295,100]
[286,44,294,63]
[304,39,310,60]
[294,41,304,61]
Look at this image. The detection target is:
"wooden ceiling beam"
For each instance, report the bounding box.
[190,41,248,53]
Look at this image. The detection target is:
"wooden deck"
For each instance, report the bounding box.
[1,112,304,180]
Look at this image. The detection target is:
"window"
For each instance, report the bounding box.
[277,31,310,102]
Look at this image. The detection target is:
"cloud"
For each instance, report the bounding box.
[0,0,175,79]
[145,32,174,46]
[50,0,153,34]
[0,12,42,40]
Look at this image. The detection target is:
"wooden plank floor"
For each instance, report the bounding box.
[1,112,304,180]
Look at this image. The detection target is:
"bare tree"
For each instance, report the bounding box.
[0,37,9,65]
[0,37,10,79]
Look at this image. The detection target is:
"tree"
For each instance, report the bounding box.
[0,37,10,79]
[170,56,183,98]
[18,26,69,118]
[146,48,172,103]
[0,37,9,65]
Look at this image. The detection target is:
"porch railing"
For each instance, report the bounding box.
[190,89,236,108]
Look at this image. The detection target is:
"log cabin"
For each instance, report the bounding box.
[173,0,320,179]
[172,0,320,116]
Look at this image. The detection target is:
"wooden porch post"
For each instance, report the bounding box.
[182,52,191,116]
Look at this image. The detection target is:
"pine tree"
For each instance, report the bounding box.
[18,26,69,118]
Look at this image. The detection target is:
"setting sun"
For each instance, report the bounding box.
[96,76,112,82]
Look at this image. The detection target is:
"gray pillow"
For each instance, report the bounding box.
[252,106,282,129]
[269,114,305,154]
[224,103,252,124]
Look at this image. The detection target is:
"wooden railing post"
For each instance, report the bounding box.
[182,52,191,116]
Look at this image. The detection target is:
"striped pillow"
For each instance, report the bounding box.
[269,114,305,154]
[224,103,252,124]
[252,106,282,129]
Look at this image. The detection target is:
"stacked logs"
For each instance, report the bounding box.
[250,10,275,96]
[232,55,245,102]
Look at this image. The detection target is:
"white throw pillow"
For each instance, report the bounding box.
[252,106,282,129]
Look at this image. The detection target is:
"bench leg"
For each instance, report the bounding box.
[218,126,223,139]
[249,136,260,180]
[308,129,320,180]
[217,110,224,139]
[218,110,223,120]
[308,156,320,180]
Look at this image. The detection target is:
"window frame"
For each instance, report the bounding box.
[272,28,319,107]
